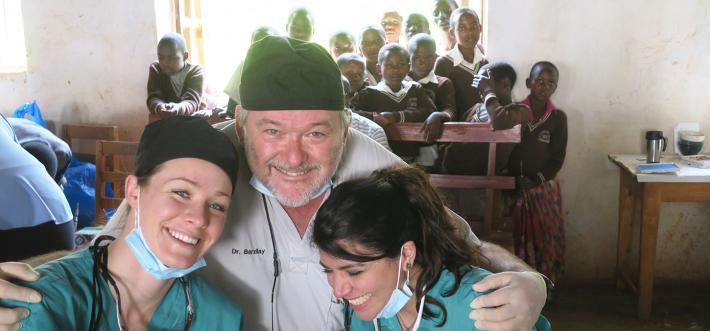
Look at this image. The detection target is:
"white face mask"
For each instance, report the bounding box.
[124,189,206,280]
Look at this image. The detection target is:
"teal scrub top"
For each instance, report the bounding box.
[346,267,551,331]
[1,249,243,330]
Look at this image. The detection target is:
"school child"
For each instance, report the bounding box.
[407,33,456,142]
[286,7,314,41]
[507,61,567,283]
[336,53,368,107]
[443,62,532,176]
[405,13,431,41]
[338,75,391,151]
[358,25,386,85]
[434,8,487,119]
[432,0,459,51]
[146,33,203,119]
[328,31,356,59]
[351,44,436,160]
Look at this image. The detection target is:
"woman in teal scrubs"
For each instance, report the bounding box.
[1,116,243,330]
[313,166,550,331]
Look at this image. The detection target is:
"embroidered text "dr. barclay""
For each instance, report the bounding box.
[231,248,266,255]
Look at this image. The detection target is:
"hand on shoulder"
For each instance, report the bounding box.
[469,271,546,331]
[0,262,42,329]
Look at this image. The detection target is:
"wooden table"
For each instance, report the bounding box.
[609,154,710,320]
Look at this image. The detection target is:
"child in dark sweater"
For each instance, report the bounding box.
[407,33,456,142]
[146,33,204,119]
[434,8,487,119]
[336,53,368,108]
[351,44,436,160]
[443,62,532,176]
[507,61,568,283]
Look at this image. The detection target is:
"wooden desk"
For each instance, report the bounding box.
[609,154,710,320]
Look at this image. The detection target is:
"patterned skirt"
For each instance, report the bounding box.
[512,178,566,282]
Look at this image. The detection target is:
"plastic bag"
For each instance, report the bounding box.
[13,101,47,128]
[62,157,115,228]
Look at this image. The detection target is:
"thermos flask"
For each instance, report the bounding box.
[646,130,667,163]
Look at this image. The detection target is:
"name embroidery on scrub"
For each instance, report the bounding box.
[231,248,266,255]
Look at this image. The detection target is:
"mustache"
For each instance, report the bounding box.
[267,161,321,174]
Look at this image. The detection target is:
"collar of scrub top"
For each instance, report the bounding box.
[88,235,194,331]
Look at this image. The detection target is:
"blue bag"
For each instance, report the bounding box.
[63,157,115,228]
[13,101,47,128]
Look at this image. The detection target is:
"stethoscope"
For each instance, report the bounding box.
[261,190,344,330]
[261,194,281,331]
[89,236,193,331]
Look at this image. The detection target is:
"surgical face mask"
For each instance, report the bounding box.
[249,175,333,201]
[125,189,206,280]
[375,245,413,319]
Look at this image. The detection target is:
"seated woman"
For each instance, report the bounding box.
[313,166,550,330]
[0,116,243,330]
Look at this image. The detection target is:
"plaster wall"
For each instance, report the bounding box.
[0,0,158,140]
[1,0,708,282]
[486,0,710,282]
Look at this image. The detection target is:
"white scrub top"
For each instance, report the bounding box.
[0,114,72,230]
[202,120,479,331]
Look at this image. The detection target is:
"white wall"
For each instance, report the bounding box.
[0,0,158,140]
[1,0,708,282]
[487,0,710,282]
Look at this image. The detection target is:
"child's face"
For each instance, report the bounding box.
[526,67,559,102]
[410,45,437,78]
[158,45,186,75]
[287,14,314,41]
[433,0,457,30]
[493,78,512,100]
[378,51,410,90]
[452,13,480,50]
[405,16,429,40]
[330,37,355,59]
[339,61,365,91]
[360,31,385,64]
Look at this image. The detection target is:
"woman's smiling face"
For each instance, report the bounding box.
[126,157,232,268]
[320,241,407,321]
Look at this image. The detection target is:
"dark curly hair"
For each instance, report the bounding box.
[313,165,487,327]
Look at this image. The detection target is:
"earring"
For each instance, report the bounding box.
[406,262,412,269]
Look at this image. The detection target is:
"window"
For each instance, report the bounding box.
[0,0,27,73]
[170,0,486,91]
[176,0,205,66]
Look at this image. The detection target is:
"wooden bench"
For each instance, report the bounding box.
[385,122,521,237]
[63,124,119,163]
[95,140,138,225]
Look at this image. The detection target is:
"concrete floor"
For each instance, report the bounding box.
[543,283,710,330]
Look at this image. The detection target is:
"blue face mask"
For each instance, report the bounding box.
[125,190,206,280]
[249,175,332,200]
[375,246,413,320]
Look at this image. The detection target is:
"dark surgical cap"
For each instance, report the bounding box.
[240,36,345,111]
[134,116,238,189]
